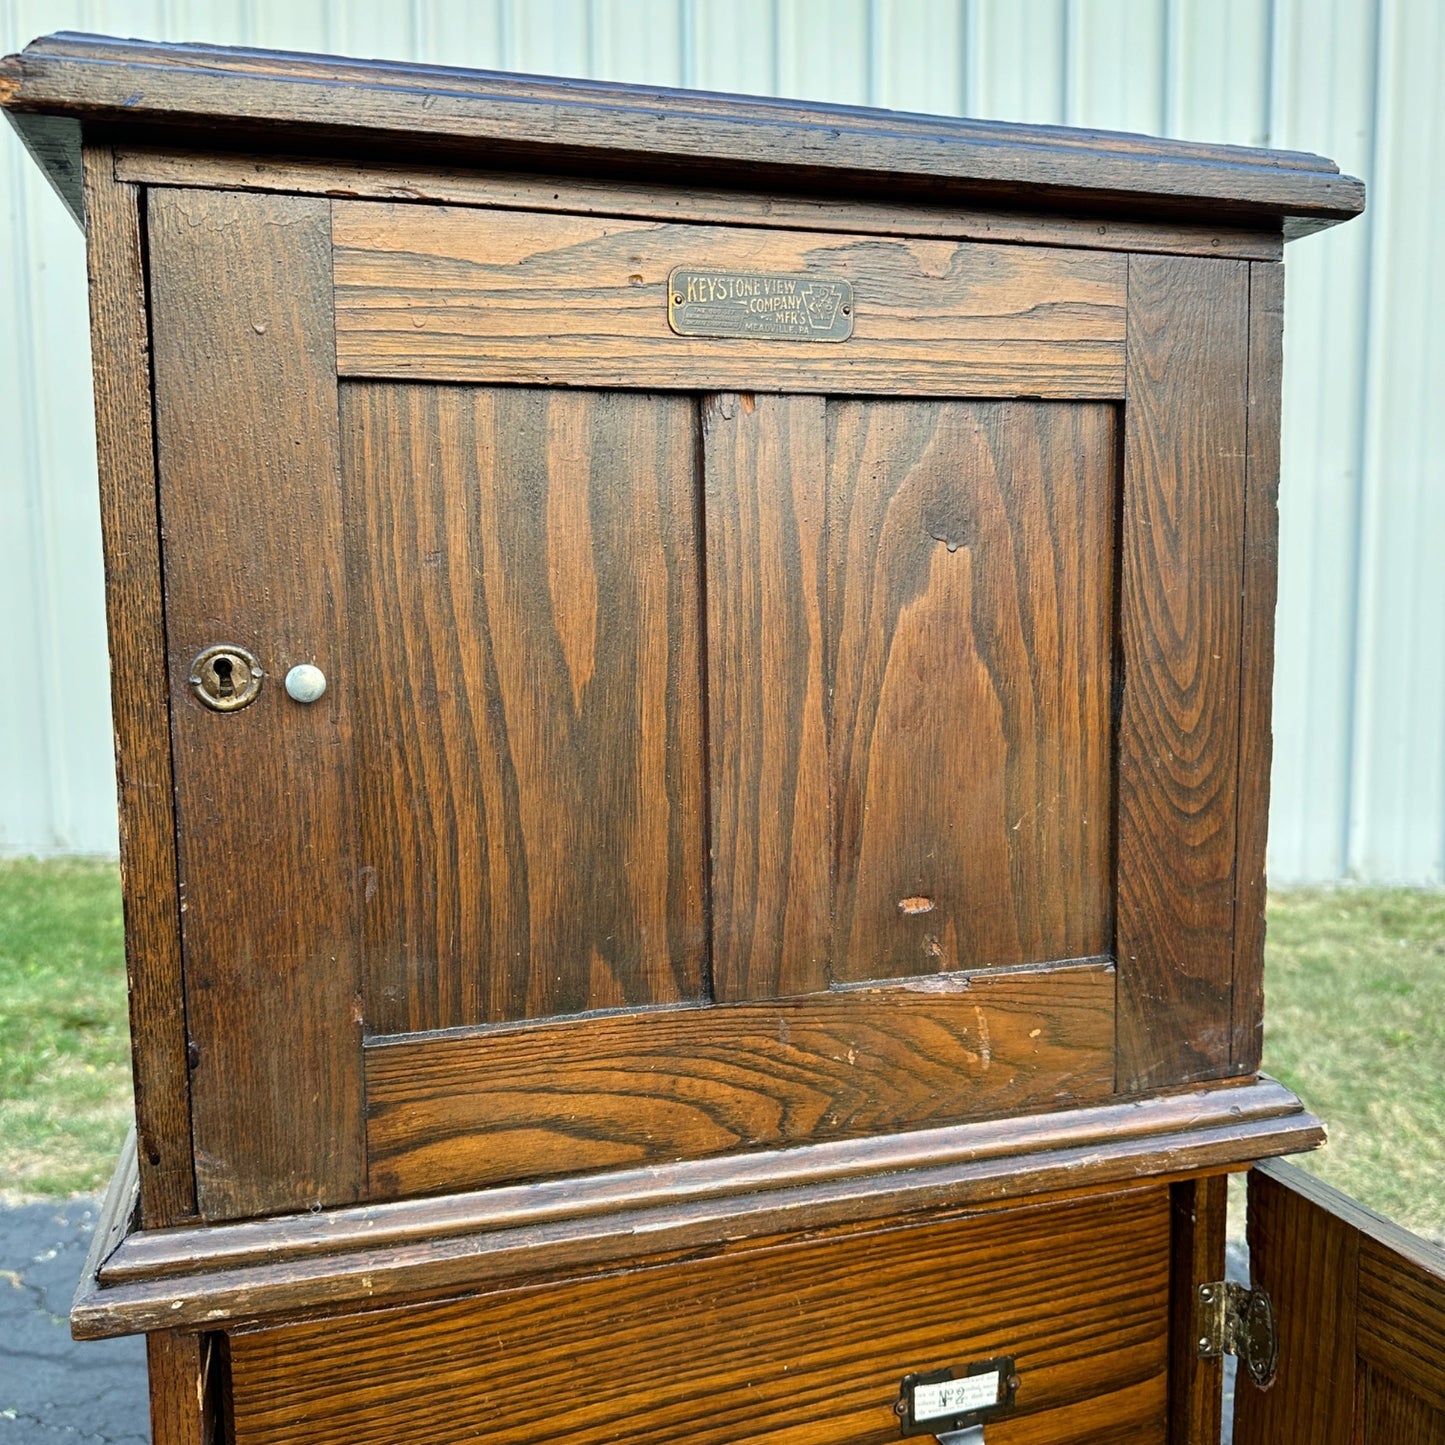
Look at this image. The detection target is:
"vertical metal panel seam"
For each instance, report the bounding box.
[961,0,977,115]
[8,123,59,844]
[1160,0,1178,136]
[1345,0,1391,876]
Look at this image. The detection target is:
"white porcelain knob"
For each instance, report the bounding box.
[284,663,327,703]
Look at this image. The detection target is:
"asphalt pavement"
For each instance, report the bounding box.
[0,1200,148,1445]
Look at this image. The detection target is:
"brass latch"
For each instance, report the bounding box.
[1196,1281,1278,1389]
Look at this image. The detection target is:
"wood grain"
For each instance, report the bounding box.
[1231,261,1286,1076]
[4,34,1367,236]
[827,400,1115,984]
[705,394,831,999]
[1364,1370,1445,1445]
[332,203,1126,397]
[145,1332,217,1445]
[225,1190,1170,1445]
[1360,1234,1445,1414]
[343,384,706,1034]
[75,1081,1322,1339]
[1234,1159,1359,1445]
[1237,1160,1445,1443]
[148,188,362,1221]
[113,147,1287,261]
[365,963,1116,1196]
[1116,254,1250,1093]
[79,148,196,1228]
[1168,1174,1227,1445]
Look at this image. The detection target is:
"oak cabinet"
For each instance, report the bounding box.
[6,30,1432,1445]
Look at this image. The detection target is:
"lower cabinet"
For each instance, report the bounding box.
[223,1188,1170,1445]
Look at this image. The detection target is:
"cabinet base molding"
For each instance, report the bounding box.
[74,1076,1318,1340]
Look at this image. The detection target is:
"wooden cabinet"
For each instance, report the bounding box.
[6,29,1434,1445]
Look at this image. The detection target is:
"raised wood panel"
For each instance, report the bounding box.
[147,188,362,1221]
[1364,1370,1445,1445]
[226,1189,1170,1445]
[344,384,707,1034]
[79,148,196,1226]
[707,397,1114,999]
[332,203,1126,397]
[364,962,1115,1197]
[1115,253,1250,1093]
[826,400,1116,985]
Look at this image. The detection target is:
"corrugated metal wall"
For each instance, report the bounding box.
[2,0,1441,883]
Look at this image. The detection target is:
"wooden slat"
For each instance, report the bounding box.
[827,400,1115,984]
[1360,1236,1445,1414]
[344,384,707,1034]
[75,1080,1322,1339]
[364,962,1116,1196]
[1234,1162,1361,1445]
[79,148,197,1227]
[148,189,362,1221]
[1116,254,1250,1092]
[226,1190,1170,1445]
[705,394,831,1000]
[332,203,1126,397]
[113,147,1287,261]
[1168,1174,1227,1445]
[1231,260,1286,1075]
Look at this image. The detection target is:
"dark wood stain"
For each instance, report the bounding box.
[78,147,197,1227]
[332,202,1127,397]
[705,393,832,1000]
[1116,253,1250,1093]
[1167,1174,1226,1445]
[3,34,1367,235]
[826,400,1116,984]
[1230,260,1286,1076]
[343,383,707,1034]
[365,962,1116,1196]
[226,1190,1170,1445]
[1236,1159,1445,1445]
[147,187,363,1220]
[115,146,1289,261]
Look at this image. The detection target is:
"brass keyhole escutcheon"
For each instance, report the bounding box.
[189,644,263,712]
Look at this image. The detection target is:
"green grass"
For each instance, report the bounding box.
[1,863,1441,1237]
[1261,887,1444,1238]
[0,858,133,1201]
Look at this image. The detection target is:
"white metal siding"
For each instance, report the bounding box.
[1,0,1440,882]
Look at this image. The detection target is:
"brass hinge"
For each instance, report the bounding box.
[1196,1281,1278,1389]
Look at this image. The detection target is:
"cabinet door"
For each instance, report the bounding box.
[147,188,1266,1215]
[1234,1159,1445,1445]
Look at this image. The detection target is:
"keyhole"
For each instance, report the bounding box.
[189,644,263,712]
[212,656,235,697]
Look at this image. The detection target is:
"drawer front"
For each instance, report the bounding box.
[226,1189,1169,1445]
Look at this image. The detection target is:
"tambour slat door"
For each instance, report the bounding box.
[148,188,1265,1217]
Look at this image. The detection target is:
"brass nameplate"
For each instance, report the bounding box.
[668,267,853,342]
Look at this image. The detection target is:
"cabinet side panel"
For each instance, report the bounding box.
[1117,254,1249,1092]
[1231,260,1286,1076]
[80,148,196,1226]
[148,188,362,1219]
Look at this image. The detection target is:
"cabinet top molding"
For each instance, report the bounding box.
[2,31,1364,237]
